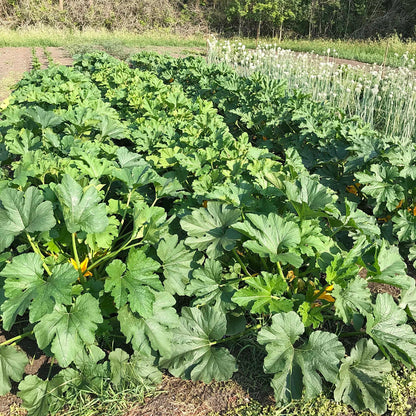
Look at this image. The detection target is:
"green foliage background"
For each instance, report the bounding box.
[0,0,415,39]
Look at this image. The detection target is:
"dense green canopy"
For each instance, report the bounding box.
[0,0,414,39]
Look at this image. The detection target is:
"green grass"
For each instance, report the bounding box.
[3,386,148,416]
[218,368,416,416]
[52,384,149,416]
[0,26,206,48]
[1,27,415,68]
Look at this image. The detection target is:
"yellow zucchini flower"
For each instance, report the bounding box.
[346,183,361,195]
[313,284,335,303]
[69,257,93,277]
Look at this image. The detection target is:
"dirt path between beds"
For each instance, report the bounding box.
[0,47,73,101]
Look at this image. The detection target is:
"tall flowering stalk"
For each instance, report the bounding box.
[207,38,416,142]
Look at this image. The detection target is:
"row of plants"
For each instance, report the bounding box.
[0,52,415,415]
[205,38,416,141]
[128,51,416,270]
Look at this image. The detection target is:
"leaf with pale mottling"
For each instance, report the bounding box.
[55,174,108,233]
[181,202,241,258]
[334,339,391,414]
[366,293,416,367]
[109,348,162,388]
[118,292,179,357]
[157,234,195,295]
[33,294,103,367]
[232,272,293,314]
[0,254,77,330]
[258,311,344,403]
[160,307,237,383]
[0,187,56,252]
[333,276,372,323]
[233,213,302,267]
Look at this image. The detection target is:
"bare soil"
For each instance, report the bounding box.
[0,326,255,416]
[127,377,250,416]
[0,47,72,101]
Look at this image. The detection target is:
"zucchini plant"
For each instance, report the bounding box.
[0,52,415,416]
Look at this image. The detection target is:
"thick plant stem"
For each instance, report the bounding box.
[232,248,251,277]
[72,233,80,267]
[72,233,85,283]
[151,196,159,207]
[211,323,263,346]
[87,240,142,272]
[47,356,55,377]
[0,330,33,347]
[276,260,285,281]
[224,274,254,286]
[120,190,132,228]
[26,233,52,276]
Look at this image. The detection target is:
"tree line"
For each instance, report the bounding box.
[201,0,416,39]
[0,0,415,39]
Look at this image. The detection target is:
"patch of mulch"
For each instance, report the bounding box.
[0,393,25,416]
[359,267,402,298]
[127,376,249,416]
[367,281,401,298]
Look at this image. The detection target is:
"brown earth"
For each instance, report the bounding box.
[0,47,72,101]
[127,377,251,416]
